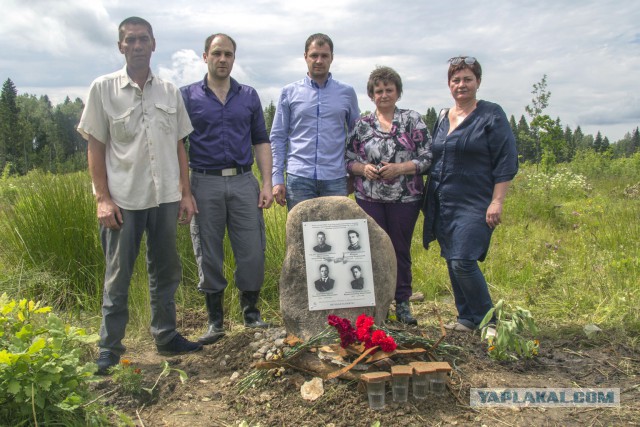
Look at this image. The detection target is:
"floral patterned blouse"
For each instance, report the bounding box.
[346,108,432,203]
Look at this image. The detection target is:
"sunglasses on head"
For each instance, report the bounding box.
[448,56,477,66]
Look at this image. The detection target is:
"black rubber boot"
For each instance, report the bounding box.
[396,301,418,325]
[240,291,270,328]
[199,291,225,345]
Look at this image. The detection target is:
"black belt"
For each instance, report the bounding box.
[191,166,251,176]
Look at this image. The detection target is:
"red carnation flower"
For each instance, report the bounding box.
[379,336,397,353]
[327,315,357,348]
[356,326,370,343]
[356,314,374,330]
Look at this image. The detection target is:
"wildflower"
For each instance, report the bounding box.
[120,359,131,366]
[488,346,495,352]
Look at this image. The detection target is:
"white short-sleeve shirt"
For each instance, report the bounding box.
[77,66,193,210]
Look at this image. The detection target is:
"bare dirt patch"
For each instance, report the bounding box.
[97,303,639,426]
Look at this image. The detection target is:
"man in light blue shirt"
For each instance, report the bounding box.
[270,33,360,210]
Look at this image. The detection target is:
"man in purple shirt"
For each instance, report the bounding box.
[270,33,360,209]
[181,33,273,345]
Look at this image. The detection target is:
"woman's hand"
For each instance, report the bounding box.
[378,161,414,180]
[486,201,503,228]
[362,163,381,180]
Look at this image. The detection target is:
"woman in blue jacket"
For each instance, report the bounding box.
[423,56,518,334]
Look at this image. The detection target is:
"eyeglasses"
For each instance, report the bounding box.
[448,56,477,66]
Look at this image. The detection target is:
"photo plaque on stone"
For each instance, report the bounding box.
[303,219,376,311]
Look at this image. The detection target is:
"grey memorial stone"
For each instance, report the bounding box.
[279,196,397,341]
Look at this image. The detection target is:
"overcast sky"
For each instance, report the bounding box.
[2,0,638,141]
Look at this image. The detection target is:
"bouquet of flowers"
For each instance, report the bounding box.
[327,313,397,353]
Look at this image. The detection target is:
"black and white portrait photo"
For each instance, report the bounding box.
[350,265,364,289]
[314,264,335,292]
[313,231,332,252]
[347,229,361,251]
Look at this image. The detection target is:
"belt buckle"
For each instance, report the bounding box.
[221,168,237,177]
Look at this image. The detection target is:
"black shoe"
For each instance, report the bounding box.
[156,333,203,356]
[396,301,418,326]
[241,291,271,329]
[96,350,120,375]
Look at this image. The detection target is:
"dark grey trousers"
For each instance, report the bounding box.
[190,171,266,294]
[99,202,181,355]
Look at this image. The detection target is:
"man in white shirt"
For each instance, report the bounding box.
[77,16,202,375]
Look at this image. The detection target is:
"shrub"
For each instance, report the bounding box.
[480,299,539,361]
[0,293,110,426]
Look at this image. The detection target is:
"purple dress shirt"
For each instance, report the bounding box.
[181,76,269,169]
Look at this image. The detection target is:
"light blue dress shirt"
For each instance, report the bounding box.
[270,73,360,185]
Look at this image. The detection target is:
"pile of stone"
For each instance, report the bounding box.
[248,327,290,361]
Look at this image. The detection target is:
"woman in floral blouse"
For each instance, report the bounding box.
[346,66,432,325]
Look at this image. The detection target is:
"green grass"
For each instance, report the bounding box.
[0,152,638,336]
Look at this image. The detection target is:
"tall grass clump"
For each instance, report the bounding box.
[0,171,104,311]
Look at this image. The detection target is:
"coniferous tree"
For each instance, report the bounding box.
[517,115,530,137]
[630,127,640,156]
[509,114,518,148]
[516,115,535,162]
[423,107,437,134]
[263,100,276,136]
[563,125,575,162]
[0,78,20,173]
[509,115,517,134]
[553,117,569,162]
[593,131,604,153]
[573,126,587,152]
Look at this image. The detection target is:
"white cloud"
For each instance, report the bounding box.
[157,49,252,89]
[2,0,639,141]
[157,49,206,88]
[1,0,113,55]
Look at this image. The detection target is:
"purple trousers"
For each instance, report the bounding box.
[356,198,421,302]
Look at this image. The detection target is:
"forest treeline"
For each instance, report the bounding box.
[1,76,639,176]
